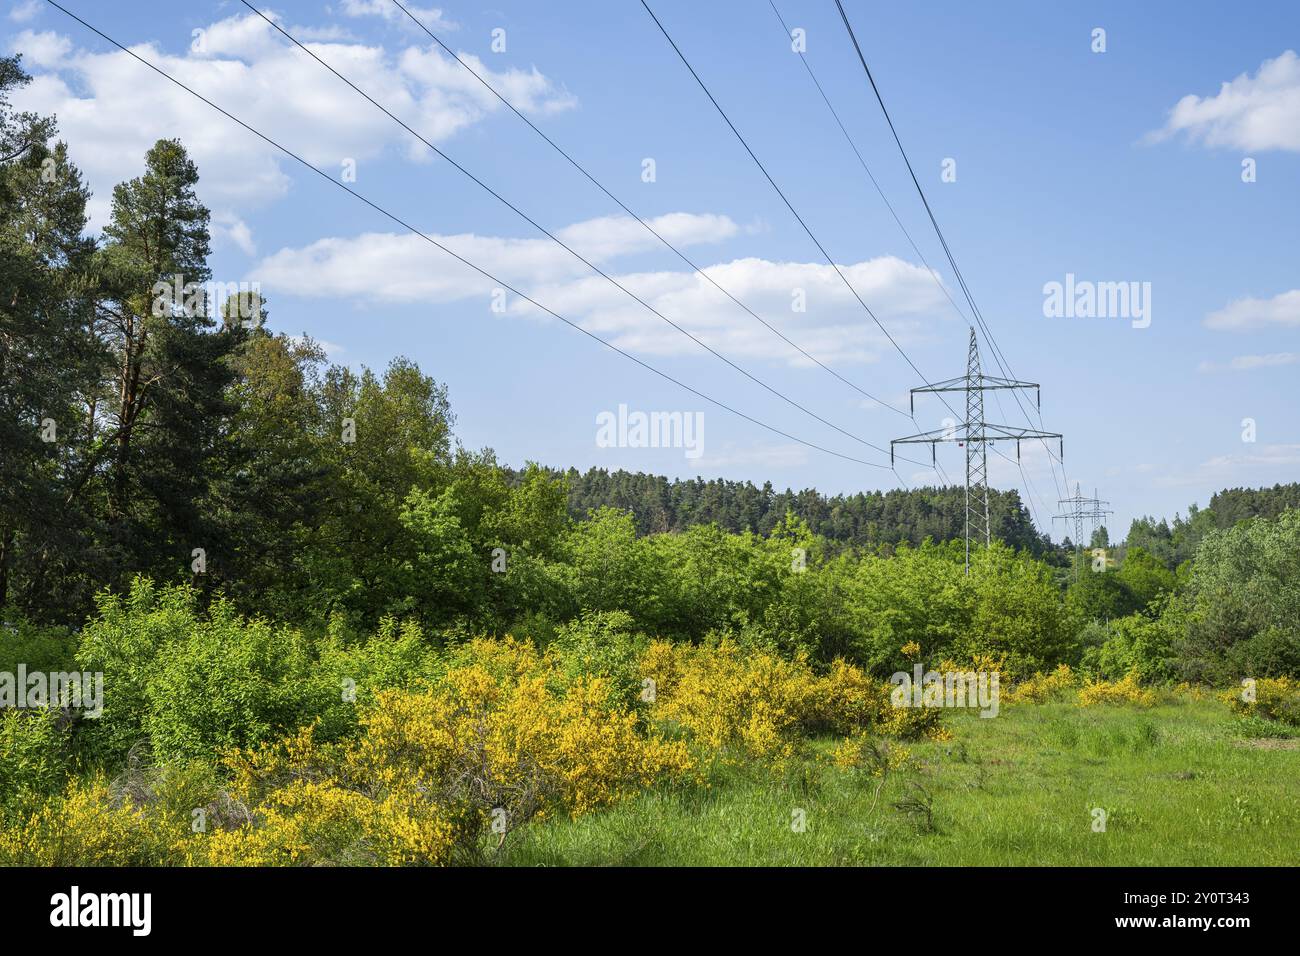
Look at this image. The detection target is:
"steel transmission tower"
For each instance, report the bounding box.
[963,329,991,554]
[1053,484,1113,580]
[892,327,1063,574]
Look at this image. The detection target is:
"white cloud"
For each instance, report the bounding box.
[1204,289,1300,330]
[7,12,573,227]
[11,29,69,68]
[1152,50,1300,151]
[339,1,456,32]
[512,256,948,364]
[1198,352,1300,373]
[252,211,739,303]
[212,212,257,256]
[8,0,40,25]
[555,212,738,257]
[251,213,951,365]
[399,46,575,115]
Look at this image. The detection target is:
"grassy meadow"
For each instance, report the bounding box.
[501,698,1300,867]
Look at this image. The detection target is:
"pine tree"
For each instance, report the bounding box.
[0,56,98,614]
[86,138,238,585]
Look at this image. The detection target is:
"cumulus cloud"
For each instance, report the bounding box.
[554,212,739,256]
[1151,50,1300,151]
[252,211,739,308]
[1204,289,1300,330]
[7,12,574,226]
[10,29,69,68]
[398,45,575,116]
[251,212,952,365]
[253,211,738,299]
[514,256,948,364]
[288,334,346,357]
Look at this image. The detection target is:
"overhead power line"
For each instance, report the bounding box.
[765,0,972,329]
[241,0,921,471]
[640,0,954,413]
[41,0,899,473]
[767,0,1047,514]
[388,0,911,423]
[831,0,1073,515]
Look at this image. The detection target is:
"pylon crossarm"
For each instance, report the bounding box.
[911,374,1039,395]
[891,428,956,444]
[910,375,969,394]
[977,374,1040,390]
[980,423,1062,441]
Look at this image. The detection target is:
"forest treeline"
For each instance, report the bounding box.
[1124,483,1300,568]
[539,467,1300,565]
[521,468,1051,555]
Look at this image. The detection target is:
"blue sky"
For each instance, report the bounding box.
[6,0,1299,540]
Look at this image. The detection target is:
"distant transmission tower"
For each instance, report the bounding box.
[892,327,1062,574]
[1053,484,1113,580]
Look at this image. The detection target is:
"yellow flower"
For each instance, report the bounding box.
[1077,672,1156,708]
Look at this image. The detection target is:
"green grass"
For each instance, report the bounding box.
[496,699,1300,866]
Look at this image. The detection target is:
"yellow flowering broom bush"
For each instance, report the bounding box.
[1169,682,1208,702]
[192,775,456,867]
[1219,676,1300,726]
[0,776,183,866]
[1077,672,1157,708]
[808,658,880,734]
[640,640,945,766]
[0,635,960,865]
[189,644,693,865]
[1004,664,1078,705]
[1,636,698,866]
[831,730,912,774]
[641,640,818,766]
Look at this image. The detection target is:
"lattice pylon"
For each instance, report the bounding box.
[1053,482,1113,581]
[892,326,1062,575]
[963,328,992,571]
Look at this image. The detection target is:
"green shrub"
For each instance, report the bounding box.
[0,614,77,674]
[74,578,201,764]
[143,606,319,762]
[312,616,439,740]
[1178,511,1300,683]
[0,708,71,822]
[549,610,648,711]
[1081,610,1177,683]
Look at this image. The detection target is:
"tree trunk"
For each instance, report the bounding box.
[0,524,13,609]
